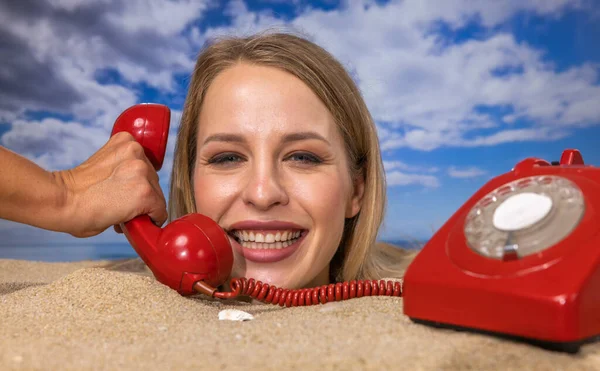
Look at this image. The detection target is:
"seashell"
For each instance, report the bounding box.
[318,301,345,313]
[218,309,254,321]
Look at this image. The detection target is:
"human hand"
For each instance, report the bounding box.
[55,132,168,238]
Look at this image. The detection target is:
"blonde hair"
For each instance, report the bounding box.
[169,30,416,283]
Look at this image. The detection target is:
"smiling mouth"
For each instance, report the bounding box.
[227,229,307,249]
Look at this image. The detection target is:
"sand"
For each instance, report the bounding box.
[1,258,600,371]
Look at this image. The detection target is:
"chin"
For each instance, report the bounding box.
[237,268,303,289]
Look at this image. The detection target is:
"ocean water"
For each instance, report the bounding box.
[0,240,425,262]
[386,240,426,250]
[0,243,139,262]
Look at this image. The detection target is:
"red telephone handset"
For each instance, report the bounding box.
[111,104,402,305]
[110,103,233,294]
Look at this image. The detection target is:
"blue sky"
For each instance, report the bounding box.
[1,0,599,258]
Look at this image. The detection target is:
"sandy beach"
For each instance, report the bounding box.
[1,257,600,371]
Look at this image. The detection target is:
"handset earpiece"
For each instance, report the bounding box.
[111,103,234,295]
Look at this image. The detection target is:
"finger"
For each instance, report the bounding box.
[98,132,130,153]
[102,132,135,162]
[125,143,160,185]
[147,183,168,227]
[150,207,168,227]
[144,155,168,227]
[110,131,135,146]
[129,172,168,228]
[112,159,166,227]
[113,224,123,234]
[112,138,151,175]
[141,153,160,184]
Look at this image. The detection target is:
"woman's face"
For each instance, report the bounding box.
[192,63,363,289]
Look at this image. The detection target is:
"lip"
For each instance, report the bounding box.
[226,220,308,263]
[228,233,307,263]
[228,220,305,231]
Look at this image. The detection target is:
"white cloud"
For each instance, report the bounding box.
[381,125,571,151]
[289,0,599,151]
[383,159,440,188]
[105,0,211,36]
[48,0,112,12]
[3,0,597,168]
[0,0,211,170]
[448,166,487,178]
[405,0,582,29]
[1,118,109,170]
[0,106,185,172]
[0,0,209,123]
[189,0,289,47]
[461,127,570,146]
[386,170,440,188]
[383,160,438,173]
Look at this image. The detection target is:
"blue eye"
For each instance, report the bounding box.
[207,152,322,167]
[208,153,243,165]
[288,152,322,164]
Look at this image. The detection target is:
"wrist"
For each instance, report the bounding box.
[51,170,80,236]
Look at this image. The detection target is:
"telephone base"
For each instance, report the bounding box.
[402,155,600,355]
[408,318,598,354]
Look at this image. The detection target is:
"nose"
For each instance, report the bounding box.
[241,161,289,210]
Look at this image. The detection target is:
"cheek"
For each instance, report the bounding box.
[192,173,239,218]
[289,172,352,224]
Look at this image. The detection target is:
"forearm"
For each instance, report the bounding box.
[0,146,73,233]
[0,134,168,238]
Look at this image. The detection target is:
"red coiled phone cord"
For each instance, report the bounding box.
[193,277,402,307]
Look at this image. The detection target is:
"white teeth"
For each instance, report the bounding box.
[241,241,284,249]
[240,240,299,249]
[233,229,302,243]
[233,229,304,249]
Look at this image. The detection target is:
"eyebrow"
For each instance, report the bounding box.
[202,131,331,146]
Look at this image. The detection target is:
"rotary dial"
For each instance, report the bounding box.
[464,175,585,260]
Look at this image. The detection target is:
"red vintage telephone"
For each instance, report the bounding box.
[111,103,402,307]
[112,103,599,352]
[403,147,600,353]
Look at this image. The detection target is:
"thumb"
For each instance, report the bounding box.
[148,205,169,228]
